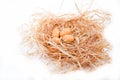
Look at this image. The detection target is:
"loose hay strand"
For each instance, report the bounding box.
[21,9,111,73]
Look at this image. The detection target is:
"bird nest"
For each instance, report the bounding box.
[21,10,111,73]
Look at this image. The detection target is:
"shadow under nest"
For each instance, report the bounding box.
[22,10,111,73]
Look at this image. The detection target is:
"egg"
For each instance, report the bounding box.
[62,35,74,43]
[60,28,72,37]
[52,28,60,38]
[47,46,57,52]
[52,37,60,44]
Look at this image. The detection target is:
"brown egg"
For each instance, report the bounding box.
[62,35,74,43]
[52,28,60,38]
[60,28,72,37]
[47,46,57,52]
[52,37,60,44]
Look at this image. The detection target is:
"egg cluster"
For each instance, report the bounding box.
[52,28,74,44]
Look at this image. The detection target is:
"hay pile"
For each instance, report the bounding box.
[22,10,111,73]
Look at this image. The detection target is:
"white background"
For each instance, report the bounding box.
[0,0,120,80]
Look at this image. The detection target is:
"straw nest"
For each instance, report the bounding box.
[22,10,111,73]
